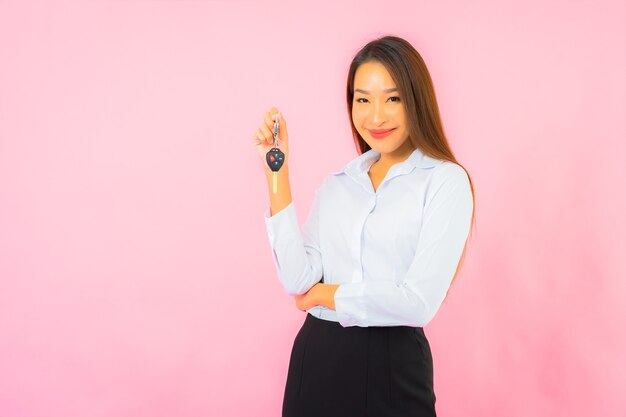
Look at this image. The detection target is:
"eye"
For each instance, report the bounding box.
[355,97,401,103]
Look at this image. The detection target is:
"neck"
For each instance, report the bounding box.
[374,143,414,169]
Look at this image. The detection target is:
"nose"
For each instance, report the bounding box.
[371,100,386,126]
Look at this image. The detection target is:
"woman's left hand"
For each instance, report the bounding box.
[294,284,320,312]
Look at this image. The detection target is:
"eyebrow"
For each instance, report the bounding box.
[354,87,398,94]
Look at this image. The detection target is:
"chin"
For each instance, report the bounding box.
[367,141,401,154]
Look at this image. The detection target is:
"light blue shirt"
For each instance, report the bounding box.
[264,146,473,327]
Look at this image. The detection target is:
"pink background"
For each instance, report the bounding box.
[1,1,624,416]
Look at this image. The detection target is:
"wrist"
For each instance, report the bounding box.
[315,283,338,311]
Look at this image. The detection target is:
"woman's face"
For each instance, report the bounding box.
[351,61,410,156]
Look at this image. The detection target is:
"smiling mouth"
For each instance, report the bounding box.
[368,128,396,134]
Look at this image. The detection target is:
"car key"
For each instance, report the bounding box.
[266,115,285,194]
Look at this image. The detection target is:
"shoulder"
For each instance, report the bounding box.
[313,171,352,204]
[313,173,336,197]
[424,161,472,205]
[318,172,339,194]
[430,161,470,187]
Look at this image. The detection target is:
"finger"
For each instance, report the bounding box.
[264,111,275,131]
[269,107,280,122]
[255,129,263,144]
[257,127,271,145]
[259,124,273,143]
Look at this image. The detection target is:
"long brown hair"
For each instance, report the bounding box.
[346,35,476,289]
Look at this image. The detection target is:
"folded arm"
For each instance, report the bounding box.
[333,165,474,327]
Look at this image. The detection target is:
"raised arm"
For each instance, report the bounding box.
[256,109,323,295]
[264,173,326,295]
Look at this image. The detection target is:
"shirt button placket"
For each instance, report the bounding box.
[353,194,377,284]
[351,214,363,283]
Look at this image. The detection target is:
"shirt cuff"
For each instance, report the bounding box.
[264,201,299,249]
[333,282,367,327]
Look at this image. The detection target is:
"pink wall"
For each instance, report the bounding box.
[1,1,624,416]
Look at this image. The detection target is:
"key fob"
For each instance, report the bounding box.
[266,147,285,172]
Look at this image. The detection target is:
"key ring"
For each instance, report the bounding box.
[273,116,280,148]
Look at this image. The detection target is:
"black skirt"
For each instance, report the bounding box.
[282,312,437,417]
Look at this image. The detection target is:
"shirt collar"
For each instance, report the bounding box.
[331,146,443,178]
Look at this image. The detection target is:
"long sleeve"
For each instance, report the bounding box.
[264,182,325,295]
[333,165,474,327]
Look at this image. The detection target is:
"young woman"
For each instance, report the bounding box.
[254,35,476,417]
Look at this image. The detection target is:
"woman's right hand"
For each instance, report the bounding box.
[254,107,289,174]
